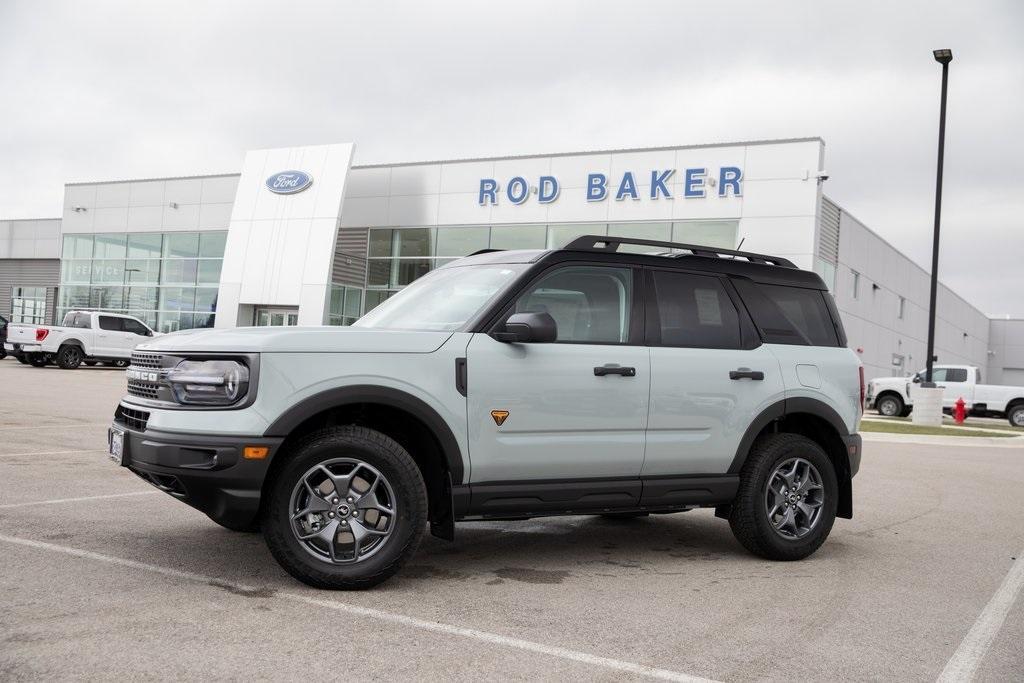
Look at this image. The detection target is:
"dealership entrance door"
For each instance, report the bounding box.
[254,307,299,326]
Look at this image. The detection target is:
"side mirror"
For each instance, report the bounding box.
[492,312,557,343]
[912,374,921,383]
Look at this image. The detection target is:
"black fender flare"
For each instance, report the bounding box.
[728,397,850,474]
[263,385,465,485]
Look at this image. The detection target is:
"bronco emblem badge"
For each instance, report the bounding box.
[490,410,510,426]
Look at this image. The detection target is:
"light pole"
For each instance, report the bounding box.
[923,48,952,387]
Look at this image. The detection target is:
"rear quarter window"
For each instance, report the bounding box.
[733,279,841,347]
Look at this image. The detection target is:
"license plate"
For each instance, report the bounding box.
[108,427,126,466]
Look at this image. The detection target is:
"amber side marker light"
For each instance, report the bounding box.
[243,446,269,460]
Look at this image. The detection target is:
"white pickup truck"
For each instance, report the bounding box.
[4,310,158,369]
[866,364,1024,426]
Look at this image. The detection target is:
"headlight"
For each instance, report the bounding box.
[166,359,250,406]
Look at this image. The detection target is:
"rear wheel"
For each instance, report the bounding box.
[876,394,904,417]
[27,353,48,367]
[56,345,84,369]
[1008,404,1024,428]
[729,433,838,561]
[262,426,427,589]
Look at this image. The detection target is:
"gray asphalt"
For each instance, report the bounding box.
[1,359,1022,681]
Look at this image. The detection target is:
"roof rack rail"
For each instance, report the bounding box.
[563,235,797,268]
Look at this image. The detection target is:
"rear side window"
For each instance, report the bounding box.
[98,316,124,331]
[650,271,741,349]
[61,312,91,329]
[734,280,840,346]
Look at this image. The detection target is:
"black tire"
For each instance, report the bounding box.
[876,394,904,417]
[109,359,129,368]
[1008,403,1024,428]
[16,354,29,365]
[262,426,428,590]
[729,433,838,561]
[84,360,98,367]
[56,345,84,370]
[27,354,48,367]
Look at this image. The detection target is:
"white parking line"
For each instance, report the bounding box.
[0,422,110,431]
[0,449,108,458]
[937,548,1024,682]
[0,533,717,683]
[0,491,159,509]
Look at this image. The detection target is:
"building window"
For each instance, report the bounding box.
[852,270,860,299]
[57,231,226,333]
[11,286,47,324]
[363,220,739,309]
[898,296,906,319]
[328,285,363,326]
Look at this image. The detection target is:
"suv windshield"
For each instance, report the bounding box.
[353,264,527,332]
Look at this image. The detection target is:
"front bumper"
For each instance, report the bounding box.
[110,419,283,528]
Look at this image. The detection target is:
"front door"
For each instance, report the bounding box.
[255,308,299,327]
[643,269,785,476]
[466,264,650,484]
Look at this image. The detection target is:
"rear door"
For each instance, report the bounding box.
[643,268,785,483]
[95,315,124,357]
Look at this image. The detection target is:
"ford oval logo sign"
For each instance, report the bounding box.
[266,170,313,194]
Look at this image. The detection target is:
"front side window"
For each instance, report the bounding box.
[650,271,741,349]
[354,264,526,332]
[122,318,150,336]
[515,266,632,344]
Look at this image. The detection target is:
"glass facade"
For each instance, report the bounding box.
[328,284,363,326]
[11,286,47,324]
[58,231,226,333]
[363,221,738,311]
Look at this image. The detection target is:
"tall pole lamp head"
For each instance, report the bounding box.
[933,49,953,64]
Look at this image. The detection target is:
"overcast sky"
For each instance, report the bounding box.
[1,0,1022,315]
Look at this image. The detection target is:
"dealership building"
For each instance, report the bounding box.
[2,137,1022,382]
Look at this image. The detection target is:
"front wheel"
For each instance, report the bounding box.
[1008,404,1024,428]
[108,359,129,368]
[262,426,427,589]
[876,394,904,417]
[729,433,838,561]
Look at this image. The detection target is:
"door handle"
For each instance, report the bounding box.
[594,364,636,377]
[729,368,764,381]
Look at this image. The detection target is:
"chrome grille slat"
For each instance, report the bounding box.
[131,352,162,369]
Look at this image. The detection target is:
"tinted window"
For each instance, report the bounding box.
[933,367,968,383]
[122,319,149,336]
[735,280,839,346]
[516,266,632,344]
[651,271,741,349]
[98,316,123,331]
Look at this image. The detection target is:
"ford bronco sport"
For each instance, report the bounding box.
[108,235,863,589]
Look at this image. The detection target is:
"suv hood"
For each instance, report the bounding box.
[137,326,454,354]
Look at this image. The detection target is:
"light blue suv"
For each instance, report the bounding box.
[109,235,864,589]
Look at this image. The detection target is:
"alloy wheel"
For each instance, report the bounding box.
[764,457,825,539]
[288,458,397,564]
[879,397,900,416]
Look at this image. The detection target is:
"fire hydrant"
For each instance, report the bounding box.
[954,397,967,424]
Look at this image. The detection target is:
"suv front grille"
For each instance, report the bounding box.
[127,381,159,399]
[116,405,150,431]
[131,352,163,369]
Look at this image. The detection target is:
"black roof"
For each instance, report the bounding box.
[455,235,828,290]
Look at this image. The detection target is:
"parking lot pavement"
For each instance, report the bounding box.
[1,359,1022,682]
